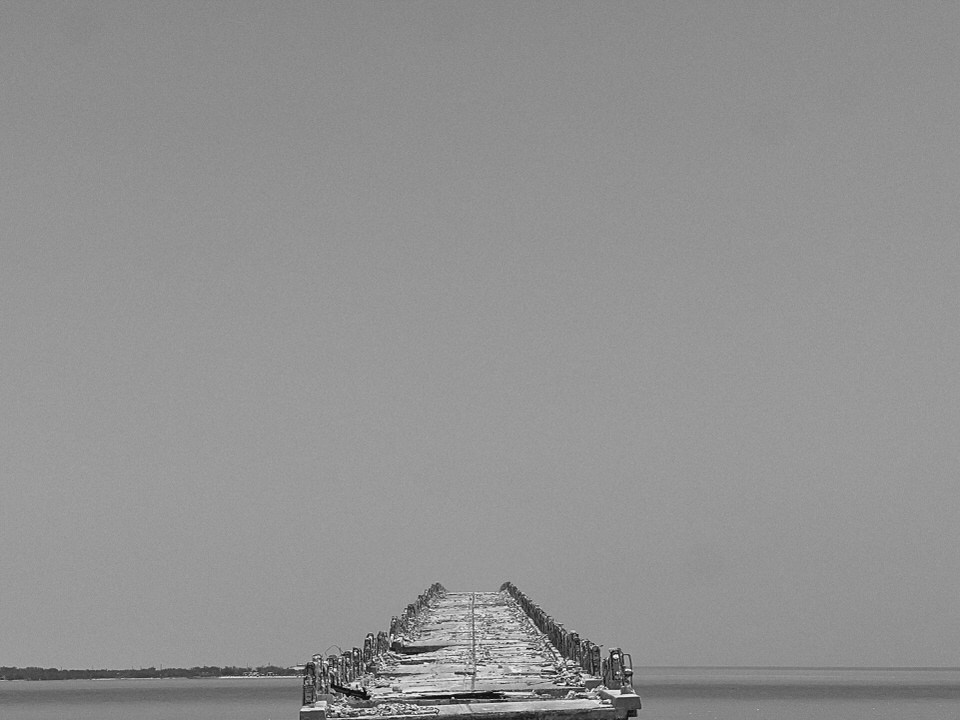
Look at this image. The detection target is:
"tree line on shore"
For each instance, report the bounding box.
[0,665,297,681]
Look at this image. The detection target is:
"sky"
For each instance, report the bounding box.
[2,1,959,670]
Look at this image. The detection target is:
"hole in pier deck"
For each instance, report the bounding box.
[396,644,454,655]
[417,691,506,700]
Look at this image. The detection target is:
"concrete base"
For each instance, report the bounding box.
[301,699,619,720]
[595,689,641,719]
[300,700,328,720]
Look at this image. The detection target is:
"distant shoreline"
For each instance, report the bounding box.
[0,666,298,681]
[1,676,301,682]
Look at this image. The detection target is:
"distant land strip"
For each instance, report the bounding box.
[1,665,297,681]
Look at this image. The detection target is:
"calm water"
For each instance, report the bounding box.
[2,669,960,720]
[0,676,301,720]
[635,667,960,719]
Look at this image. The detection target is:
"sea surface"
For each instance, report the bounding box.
[635,667,960,719]
[2,668,960,720]
[0,676,300,720]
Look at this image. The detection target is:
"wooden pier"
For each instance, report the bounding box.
[300,583,641,720]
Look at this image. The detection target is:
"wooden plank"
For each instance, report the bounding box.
[301,586,639,720]
[373,591,578,700]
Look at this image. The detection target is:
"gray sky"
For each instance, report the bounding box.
[2,1,959,670]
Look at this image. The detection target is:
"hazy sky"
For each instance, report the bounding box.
[2,1,959,670]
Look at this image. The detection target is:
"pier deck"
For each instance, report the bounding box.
[300,583,640,720]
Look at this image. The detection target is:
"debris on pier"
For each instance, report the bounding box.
[300,583,641,720]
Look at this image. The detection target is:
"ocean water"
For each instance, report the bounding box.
[635,667,960,720]
[2,669,959,720]
[0,676,301,720]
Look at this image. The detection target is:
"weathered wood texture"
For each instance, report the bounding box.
[301,586,640,720]
[374,591,584,698]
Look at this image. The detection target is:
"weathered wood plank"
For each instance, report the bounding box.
[300,586,640,720]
